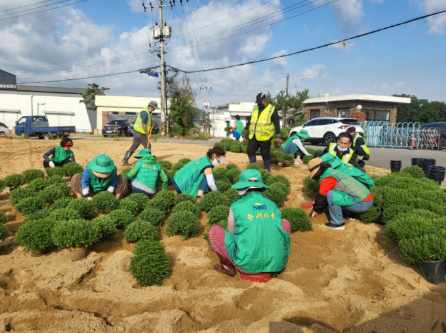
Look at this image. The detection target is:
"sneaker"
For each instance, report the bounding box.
[324,223,345,230]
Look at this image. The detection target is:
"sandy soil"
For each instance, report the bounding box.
[0,137,445,333]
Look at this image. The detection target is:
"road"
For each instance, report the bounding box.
[367,147,446,170]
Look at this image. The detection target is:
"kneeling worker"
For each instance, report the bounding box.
[126,148,168,197]
[71,154,127,199]
[347,127,370,169]
[281,129,311,165]
[308,158,374,230]
[323,132,354,164]
[43,136,75,168]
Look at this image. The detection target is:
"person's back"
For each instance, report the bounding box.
[128,152,167,194]
[225,191,289,273]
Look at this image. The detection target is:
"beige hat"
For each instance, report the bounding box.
[308,158,323,178]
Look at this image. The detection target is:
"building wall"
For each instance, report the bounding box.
[0,91,91,131]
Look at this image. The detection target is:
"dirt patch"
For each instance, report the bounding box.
[0,137,445,333]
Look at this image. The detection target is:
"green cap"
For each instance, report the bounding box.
[135,148,152,159]
[297,129,310,140]
[88,154,116,174]
[232,169,268,191]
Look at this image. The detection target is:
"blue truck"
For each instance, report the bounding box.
[15,116,76,138]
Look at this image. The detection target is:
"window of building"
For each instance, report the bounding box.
[365,109,389,121]
[309,109,320,119]
[337,107,351,118]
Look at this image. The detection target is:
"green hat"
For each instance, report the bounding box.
[232,169,268,191]
[297,129,310,140]
[89,154,116,174]
[135,148,152,159]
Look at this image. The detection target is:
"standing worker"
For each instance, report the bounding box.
[232,115,244,141]
[122,100,157,166]
[247,93,281,171]
[323,132,354,164]
[347,127,370,169]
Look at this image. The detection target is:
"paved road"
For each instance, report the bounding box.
[367,148,446,170]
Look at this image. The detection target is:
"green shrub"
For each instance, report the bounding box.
[303,177,319,199]
[383,204,407,222]
[386,215,446,243]
[261,170,274,186]
[271,149,294,166]
[399,233,446,264]
[62,162,83,177]
[68,199,97,219]
[303,155,313,164]
[37,183,70,205]
[281,208,311,232]
[126,193,149,212]
[166,210,201,239]
[52,219,99,248]
[172,158,191,173]
[0,211,6,224]
[400,166,425,179]
[213,167,228,180]
[0,224,6,240]
[119,198,140,216]
[174,193,195,205]
[50,197,74,210]
[93,216,118,240]
[22,169,45,183]
[24,209,51,223]
[226,163,239,170]
[16,219,55,253]
[225,168,240,183]
[358,206,382,224]
[46,167,65,178]
[159,160,173,171]
[0,179,5,193]
[172,201,200,217]
[246,163,261,171]
[265,183,288,207]
[125,220,160,243]
[139,207,165,226]
[46,175,65,186]
[129,240,171,286]
[224,189,239,205]
[148,190,175,214]
[108,209,135,229]
[200,192,229,212]
[271,175,290,192]
[208,205,229,226]
[216,180,231,192]
[92,191,119,213]
[10,187,34,205]
[16,197,45,215]
[4,174,24,189]
[49,208,81,221]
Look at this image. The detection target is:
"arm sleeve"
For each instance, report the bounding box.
[109,171,118,188]
[292,138,310,156]
[271,110,281,135]
[81,169,91,190]
[140,111,149,125]
[205,172,218,192]
[227,208,235,233]
[126,164,139,180]
[43,148,55,162]
[159,168,169,190]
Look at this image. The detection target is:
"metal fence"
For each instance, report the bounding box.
[362,121,441,150]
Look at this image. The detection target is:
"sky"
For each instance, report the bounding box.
[0,0,445,106]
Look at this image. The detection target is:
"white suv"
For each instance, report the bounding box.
[290,117,364,145]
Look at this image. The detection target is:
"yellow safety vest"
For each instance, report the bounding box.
[328,143,354,163]
[133,108,152,135]
[353,133,370,156]
[248,104,275,141]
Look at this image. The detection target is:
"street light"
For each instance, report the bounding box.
[37,102,46,115]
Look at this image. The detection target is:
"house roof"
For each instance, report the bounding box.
[14,85,84,94]
[303,94,411,105]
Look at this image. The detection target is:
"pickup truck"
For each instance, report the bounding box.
[15,116,76,138]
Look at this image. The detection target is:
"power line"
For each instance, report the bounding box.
[171,8,446,74]
[0,0,86,21]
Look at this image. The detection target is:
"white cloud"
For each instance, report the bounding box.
[128,0,143,12]
[272,50,288,66]
[301,64,327,80]
[333,0,363,28]
[423,0,446,34]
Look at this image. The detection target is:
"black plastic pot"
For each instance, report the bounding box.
[411,158,423,167]
[422,159,436,176]
[419,260,445,284]
[390,160,402,173]
[428,166,445,184]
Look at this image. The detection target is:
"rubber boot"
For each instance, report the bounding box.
[122,151,132,166]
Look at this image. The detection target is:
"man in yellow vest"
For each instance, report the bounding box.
[247,93,281,171]
[323,132,354,164]
[122,100,157,166]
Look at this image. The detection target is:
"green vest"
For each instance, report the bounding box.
[53,145,73,164]
[236,120,244,133]
[248,104,275,141]
[129,157,162,190]
[328,143,354,163]
[224,191,290,273]
[321,168,370,206]
[87,163,115,193]
[133,109,152,135]
[173,156,212,197]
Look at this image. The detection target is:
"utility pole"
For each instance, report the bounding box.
[284,74,290,126]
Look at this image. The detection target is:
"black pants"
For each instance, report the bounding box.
[247,138,272,170]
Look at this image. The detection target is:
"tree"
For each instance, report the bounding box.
[273,89,309,127]
[395,94,446,123]
[81,83,107,110]
[168,77,197,136]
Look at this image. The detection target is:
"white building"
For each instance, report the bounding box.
[0,69,93,132]
[209,102,254,138]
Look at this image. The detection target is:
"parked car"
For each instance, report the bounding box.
[0,122,10,136]
[15,116,75,138]
[102,119,132,137]
[420,122,446,149]
[289,117,364,145]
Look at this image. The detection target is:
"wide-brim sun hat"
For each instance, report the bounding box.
[135,148,152,159]
[89,154,116,174]
[297,129,310,140]
[308,158,323,178]
[232,169,268,191]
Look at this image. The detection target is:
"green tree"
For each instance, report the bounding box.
[168,78,197,136]
[395,94,446,123]
[274,89,309,127]
[81,83,107,110]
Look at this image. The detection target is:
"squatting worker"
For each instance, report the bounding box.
[346,126,370,169]
[281,129,311,165]
[122,100,157,166]
[308,158,374,230]
[247,93,281,171]
[71,154,128,199]
[208,169,290,281]
[323,132,354,164]
[126,148,168,197]
[173,146,226,198]
[43,136,75,168]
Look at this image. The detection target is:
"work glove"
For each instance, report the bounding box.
[313,194,328,214]
[107,186,115,193]
[81,188,90,197]
[49,161,55,168]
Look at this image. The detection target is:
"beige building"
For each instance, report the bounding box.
[95,95,163,132]
[303,94,411,124]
